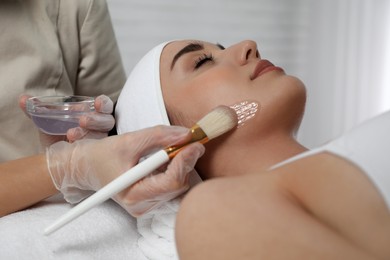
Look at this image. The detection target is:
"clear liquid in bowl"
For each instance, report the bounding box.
[27,96,95,135]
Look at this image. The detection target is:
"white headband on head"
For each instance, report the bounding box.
[116,41,171,134]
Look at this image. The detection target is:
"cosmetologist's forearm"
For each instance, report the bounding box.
[0,154,58,217]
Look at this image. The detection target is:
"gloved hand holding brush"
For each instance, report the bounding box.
[46,125,205,216]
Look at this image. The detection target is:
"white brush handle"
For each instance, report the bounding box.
[44,149,169,235]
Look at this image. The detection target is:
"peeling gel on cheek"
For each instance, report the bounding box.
[229,101,259,128]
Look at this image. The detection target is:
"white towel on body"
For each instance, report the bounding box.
[0,194,145,260]
[137,198,182,260]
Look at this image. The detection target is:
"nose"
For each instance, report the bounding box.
[235,40,259,65]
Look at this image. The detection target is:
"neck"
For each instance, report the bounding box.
[197,132,307,179]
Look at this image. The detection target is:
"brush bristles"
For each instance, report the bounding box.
[197,106,238,140]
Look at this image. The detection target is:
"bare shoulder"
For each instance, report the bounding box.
[176,152,390,259]
[273,151,389,218]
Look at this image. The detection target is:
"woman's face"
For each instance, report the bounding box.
[160,40,306,137]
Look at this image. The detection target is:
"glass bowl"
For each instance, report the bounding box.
[26,95,95,135]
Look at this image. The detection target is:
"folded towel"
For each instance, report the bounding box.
[0,165,201,260]
[0,194,145,260]
[137,198,181,260]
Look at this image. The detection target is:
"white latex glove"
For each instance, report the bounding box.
[46,125,205,217]
[18,94,115,147]
[66,94,115,142]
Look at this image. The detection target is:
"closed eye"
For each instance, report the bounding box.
[194,53,214,70]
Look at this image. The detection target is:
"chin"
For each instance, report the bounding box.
[279,74,306,105]
[281,75,307,130]
[253,75,307,135]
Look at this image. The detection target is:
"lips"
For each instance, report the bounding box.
[250,60,284,80]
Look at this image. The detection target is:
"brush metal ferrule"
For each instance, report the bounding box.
[164,124,209,159]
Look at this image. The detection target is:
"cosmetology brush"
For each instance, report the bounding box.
[44,105,238,235]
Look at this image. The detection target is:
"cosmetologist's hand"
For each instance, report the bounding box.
[66,94,115,142]
[19,94,115,147]
[46,125,205,217]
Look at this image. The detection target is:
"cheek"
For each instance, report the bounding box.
[188,70,245,107]
[165,72,240,123]
[163,82,209,126]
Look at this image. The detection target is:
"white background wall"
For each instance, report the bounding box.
[107,0,390,148]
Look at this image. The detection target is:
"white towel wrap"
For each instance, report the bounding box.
[115,41,171,134]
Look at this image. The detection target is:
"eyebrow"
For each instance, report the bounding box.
[170,42,225,70]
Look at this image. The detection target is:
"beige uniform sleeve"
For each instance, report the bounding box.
[0,0,126,161]
[76,0,126,101]
[58,0,126,102]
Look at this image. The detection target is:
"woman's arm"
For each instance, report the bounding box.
[0,154,57,217]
